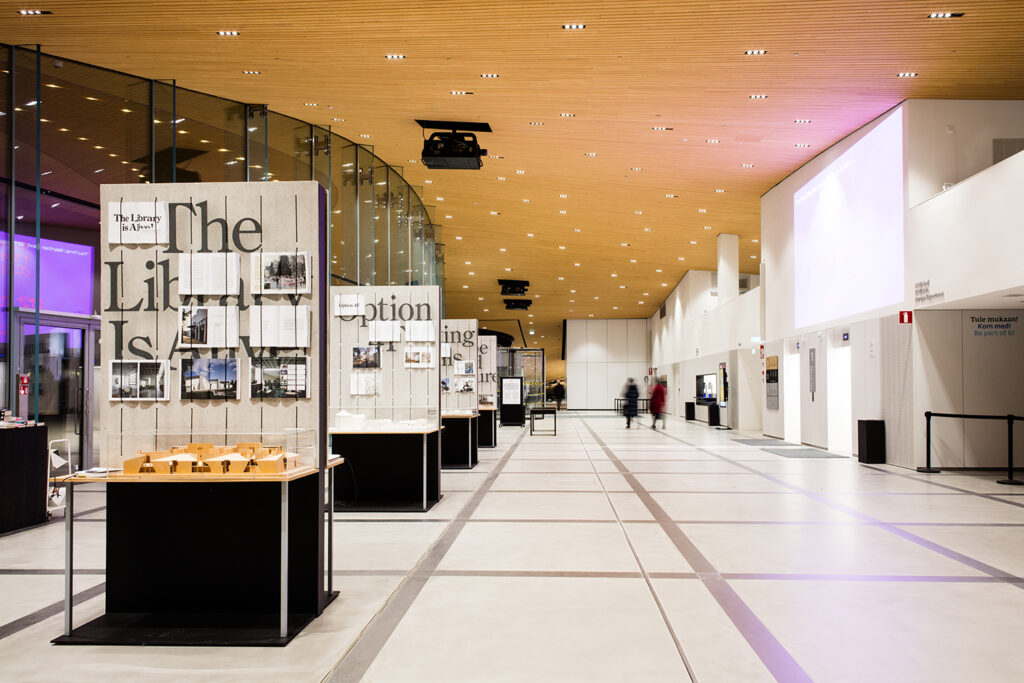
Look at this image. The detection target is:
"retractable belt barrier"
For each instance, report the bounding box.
[921,411,1022,486]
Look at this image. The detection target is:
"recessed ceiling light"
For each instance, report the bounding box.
[741,163,754,168]
[745,49,766,55]
[749,255,757,259]
[642,228,652,232]
[480,73,499,78]
[584,152,596,156]
[445,215,453,219]
[561,113,575,118]
[795,143,810,148]
[619,285,626,289]
[610,273,618,277]
[18,9,52,14]
[631,167,643,171]
[424,180,433,184]
[749,94,767,99]
[527,233,534,237]
[505,267,513,271]
[752,239,759,243]
[488,154,503,159]
[794,119,811,123]
[573,228,582,232]
[478,297,484,301]
[483,308,489,312]
[706,139,720,144]
[499,247,507,252]
[305,102,317,107]
[450,90,473,95]
[559,193,568,198]
[704,226,712,230]
[385,54,405,60]
[558,245,566,249]
[698,208,707,213]
[563,23,586,30]
[928,11,963,18]
[897,72,918,78]
[629,258,637,263]
[216,30,239,36]
[558,210,567,214]
[516,169,526,174]
[677,256,686,261]
[620,242,630,247]
[242,70,260,74]
[522,199,530,203]
[652,126,673,131]
[638,301,644,305]
[634,210,642,215]
[455,236,463,240]
[464,260,471,265]
[665,193,676,198]
[497,176,506,181]
[690,240,698,245]
[436,196,444,201]
[462,285,469,289]
[573,263,581,267]
[490,210,501,215]
[530,121,544,126]
[593,296,599,300]
[570,289,576,293]
[557,276,565,280]
[468,271,475,275]
[715,189,725,193]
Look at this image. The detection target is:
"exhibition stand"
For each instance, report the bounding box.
[68,181,334,647]
[329,284,444,511]
[500,376,526,427]
[440,318,480,469]
[476,335,499,448]
[0,424,48,534]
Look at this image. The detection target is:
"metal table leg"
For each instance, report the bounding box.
[64,481,74,637]
[279,481,289,639]
[328,466,334,594]
[467,419,472,468]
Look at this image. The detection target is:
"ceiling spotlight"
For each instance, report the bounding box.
[690,240,698,245]
[928,11,963,18]
[450,90,473,95]
[678,256,686,261]
[745,49,766,55]
[795,143,810,147]
[530,121,544,126]
[642,228,652,232]
[620,242,631,247]
[497,176,506,181]
[715,189,725,193]
[749,94,767,99]
[385,54,405,59]
[698,208,707,213]
[304,102,317,107]
[706,139,720,144]
[584,152,596,156]
[516,169,526,174]
[480,73,499,78]
[216,30,239,36]
[652,126,673,130]
[19,9,51,14]
[561,113,575,117]
[631,167,643,171]
[634,210,642,215]
[741,163,754,168]
[665,193,676,198]
[490,210,501,215]
[563,23,586,30]
[897,72,918,78]
[794,119,811,123]
[242,70,260,74]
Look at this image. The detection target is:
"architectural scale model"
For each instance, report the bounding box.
[119,442,300,475]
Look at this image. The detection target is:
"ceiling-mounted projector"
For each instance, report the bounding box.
[504,299,532,311]
[416,119,492,170]
[498,279,529,296]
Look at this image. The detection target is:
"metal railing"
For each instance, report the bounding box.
[921,411,1022,486]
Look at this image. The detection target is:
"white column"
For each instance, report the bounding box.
[717,233,739,305]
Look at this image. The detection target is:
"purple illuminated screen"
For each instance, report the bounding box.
[0,235,95,315]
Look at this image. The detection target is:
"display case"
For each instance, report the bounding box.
[499,347,546,412]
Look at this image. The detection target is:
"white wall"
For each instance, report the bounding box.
[565,319,649,409]
[905,99,1024,207]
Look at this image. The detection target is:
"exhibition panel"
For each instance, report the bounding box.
[440,318,479,469]
[329,284,443,511]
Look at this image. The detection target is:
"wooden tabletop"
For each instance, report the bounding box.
[58,462,344,484]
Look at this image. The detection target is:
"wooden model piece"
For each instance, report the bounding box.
[119,442,298,476]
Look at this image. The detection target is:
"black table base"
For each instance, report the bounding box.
[332,431,441,512]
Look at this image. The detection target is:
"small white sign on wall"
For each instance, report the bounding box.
[107,201,169,244]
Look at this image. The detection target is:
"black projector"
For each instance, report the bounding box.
[421,131,487,169]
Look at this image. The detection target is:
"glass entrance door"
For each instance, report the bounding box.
[14,311,99,471]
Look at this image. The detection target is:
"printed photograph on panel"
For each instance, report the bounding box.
[251,357,309,399]
[181,358,239,400]
[260,252,309,293]
[352,346,381,369]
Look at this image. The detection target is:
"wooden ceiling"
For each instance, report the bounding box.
[5,0,1024,377]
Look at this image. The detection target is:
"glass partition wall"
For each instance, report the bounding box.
[1,44,441,466]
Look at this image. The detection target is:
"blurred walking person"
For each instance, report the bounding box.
[650,377,667,429]
[623,378,639,428]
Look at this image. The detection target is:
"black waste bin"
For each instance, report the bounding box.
[684,402,695,421]
[858,420,886,464]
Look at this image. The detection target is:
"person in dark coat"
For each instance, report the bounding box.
[623,378,639,428]
[650,378,667,429]
[552,381,566,410]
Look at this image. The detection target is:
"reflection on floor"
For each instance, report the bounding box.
[2,413,1024,682]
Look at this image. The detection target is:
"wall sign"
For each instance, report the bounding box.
[899,311,913,324]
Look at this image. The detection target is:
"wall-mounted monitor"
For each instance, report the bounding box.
[695,373,718,405]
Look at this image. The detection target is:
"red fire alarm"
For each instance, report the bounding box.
[899,311,913,324]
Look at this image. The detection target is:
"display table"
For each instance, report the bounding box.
[529,408,557,436]
[441,414,479,469]
[478,407,497,448]
[53,462,339,647]
[330,427,441,512]
[0,424,48,534]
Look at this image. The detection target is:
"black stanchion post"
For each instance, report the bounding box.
[918,411,941,473]
[998,415,1022,486]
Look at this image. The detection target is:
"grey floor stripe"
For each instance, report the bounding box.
[326,429,528,683]
[860,464,1024,510]
[582,420,815,683]
[0,568,104,576]
[0,582,106,641]
[651,428,1024,590]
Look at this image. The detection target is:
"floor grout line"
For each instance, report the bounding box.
[581,419,814,683]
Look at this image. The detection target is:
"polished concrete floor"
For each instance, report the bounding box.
[2,413,1024,682]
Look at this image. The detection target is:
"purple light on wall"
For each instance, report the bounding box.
[0,235,94,315]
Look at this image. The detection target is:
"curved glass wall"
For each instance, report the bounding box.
[0,44,442,465]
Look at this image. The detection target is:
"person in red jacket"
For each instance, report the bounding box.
[650,378,667,429]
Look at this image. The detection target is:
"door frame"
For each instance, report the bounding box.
[13,308,101,470]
